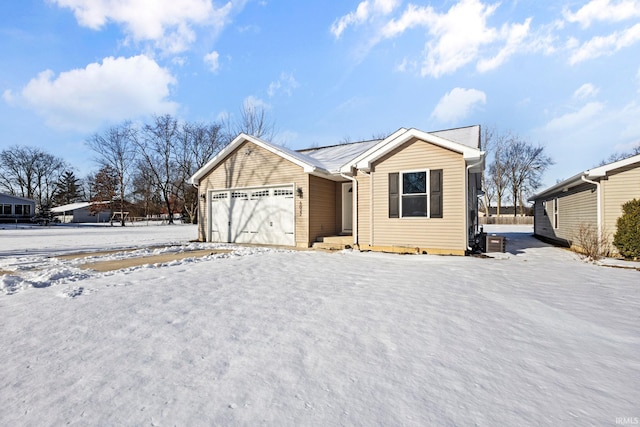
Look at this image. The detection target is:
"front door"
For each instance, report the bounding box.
[342,182,353,233]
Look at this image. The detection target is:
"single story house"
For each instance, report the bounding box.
[529,153,640,254]
[0,193,36,223]
[51,202,111,223]
[188,126,486,255]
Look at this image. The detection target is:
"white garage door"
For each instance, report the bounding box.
[209,186,295,246]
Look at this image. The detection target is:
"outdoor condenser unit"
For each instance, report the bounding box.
[486,235,506,253]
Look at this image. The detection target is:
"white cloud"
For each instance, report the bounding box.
[543,102,605,132]
[16,55,177,131]
[379,0,531,77]
[203,51,220,72]
[431,87,486,123]
[569,23,640,64]
[243,95,271,111]
[267,72,299,97]
[331,0,400,38]
[51,0,235,53]
[477,18,532,72]
[573,83,599,100]
[564,0,640,28]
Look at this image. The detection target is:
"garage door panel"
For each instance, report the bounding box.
[209,186,294,246]
[209,192,229,242]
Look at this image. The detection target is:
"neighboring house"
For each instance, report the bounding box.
[529,154,640,254]
[51,202,110,223]
[0,193,36,223]
[189,125,485,255]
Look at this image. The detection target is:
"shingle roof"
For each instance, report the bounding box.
[297,139,382,173]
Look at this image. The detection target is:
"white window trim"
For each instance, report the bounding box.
[399,169,430,219]
[553,198,559,229]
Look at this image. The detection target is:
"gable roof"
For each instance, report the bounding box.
[0,192,36,203]
[341,127,484,173]
[189,126,485,184]
[429,125,481,149]
[298,138,383,173]
[51,202,91,213]
[529,153,640,201]
[189,133,329,184]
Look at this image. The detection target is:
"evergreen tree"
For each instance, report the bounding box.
[53,170,84,206]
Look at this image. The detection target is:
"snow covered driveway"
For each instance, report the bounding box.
[1,225,639,425]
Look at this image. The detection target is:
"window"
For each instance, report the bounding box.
[15,205,22,215]
[553,198,559,229]
[402,171,428,217]
[1,204,11,215]
[23,205,30,216]
[389,170,443,219]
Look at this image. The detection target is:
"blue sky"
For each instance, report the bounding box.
[1,0,640,189]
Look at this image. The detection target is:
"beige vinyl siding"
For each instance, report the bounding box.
[335,182,343,232]
[601,163,640,238]
[369,137,466,252]
[308,175,337,243]
[356,171,370,245]
[197,141,309,245]
[534,184,597,246]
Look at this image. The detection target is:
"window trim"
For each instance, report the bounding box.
[399,169,430,219]
[553,198,559,229]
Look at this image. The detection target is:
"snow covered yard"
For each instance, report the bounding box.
[1,225,639,426]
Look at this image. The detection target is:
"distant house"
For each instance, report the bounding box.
[0,193,36,223]
[529,154,640,254]
[51,202,110,223]
[189,126,485,255]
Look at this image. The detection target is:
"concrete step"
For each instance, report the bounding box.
[312,241,352,251]
[318,235,353,245]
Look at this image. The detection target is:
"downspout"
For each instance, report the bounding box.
[581,175,602,237]
[466,158,484,252]
[340,172,358,247]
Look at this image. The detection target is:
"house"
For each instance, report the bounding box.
[529,154,640,254]
[0,193,36,223]
[51,202,110,223]
[188,125,485,255]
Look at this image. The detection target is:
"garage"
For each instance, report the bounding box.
[208,185,295,246]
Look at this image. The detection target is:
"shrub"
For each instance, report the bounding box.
[613,199,640,259]
[574,223,610,261]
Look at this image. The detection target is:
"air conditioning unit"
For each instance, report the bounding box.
[486,235,506,252]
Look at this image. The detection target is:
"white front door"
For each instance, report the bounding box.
[342,182,353,233]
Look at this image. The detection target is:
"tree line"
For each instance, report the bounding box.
[3,114,637,223]
[0,101,275,225]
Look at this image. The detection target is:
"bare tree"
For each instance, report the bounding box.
[0,145,67,213]
[89,165,118,220]
[487,131,510,216]
[86,122,137,226]
[175,121,225,223]
[599,142,640,166]
[503,138,553,216]
[226,99,276,141]
[136,114,180,224]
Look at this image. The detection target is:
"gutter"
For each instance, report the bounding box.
[581,175,602,237]
[340,172,358,247]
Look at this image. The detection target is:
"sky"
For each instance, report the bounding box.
[1,0,640,189]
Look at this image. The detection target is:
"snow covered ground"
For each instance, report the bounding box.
[1,224,638,426]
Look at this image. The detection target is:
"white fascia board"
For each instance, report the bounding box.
[339,128,408,174]
[586,153,640,178]
[528,172,585,202]
[351,128,482,172]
